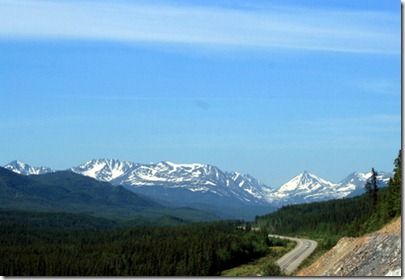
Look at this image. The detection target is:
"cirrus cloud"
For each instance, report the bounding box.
[0,0,400,54]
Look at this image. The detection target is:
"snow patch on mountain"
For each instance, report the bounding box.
[264,171,340,205]
[4,160,54,175]
[70,159,138,182]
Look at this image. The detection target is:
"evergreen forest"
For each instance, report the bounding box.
[0,216,272,276]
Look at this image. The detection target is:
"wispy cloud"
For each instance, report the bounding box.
[298,114,401,134]
[0,0,399,54]
[355,79,400,95]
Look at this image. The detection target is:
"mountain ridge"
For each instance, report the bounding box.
[3,159,392,217]
[5,160,55,175]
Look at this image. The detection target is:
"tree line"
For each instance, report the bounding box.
[360,150,401,233]
[0,219,272,276]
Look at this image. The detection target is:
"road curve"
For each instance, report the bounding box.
[269,234,318,275]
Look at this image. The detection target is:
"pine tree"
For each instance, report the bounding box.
[364,168,378,210]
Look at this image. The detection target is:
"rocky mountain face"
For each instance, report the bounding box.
[70,159,138,183]
[69,159,273,206]
[3,159,392,219]
[297,217,401,276]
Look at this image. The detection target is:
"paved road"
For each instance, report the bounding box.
[269,234,318,275]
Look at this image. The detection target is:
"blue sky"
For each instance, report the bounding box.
[0,0,401,187]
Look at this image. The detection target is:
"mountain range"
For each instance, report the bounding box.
[3,159,392,219]
[0,166,218,224]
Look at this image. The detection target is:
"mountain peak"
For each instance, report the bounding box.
[7,160,26,168]
[277,171,336,194]
[300,170,318,178]
[300,170,312,180]
[4,160,54,175]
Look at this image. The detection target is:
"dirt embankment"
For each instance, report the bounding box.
[297,217,401,276]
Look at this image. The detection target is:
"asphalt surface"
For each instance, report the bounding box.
[269,234,318,275]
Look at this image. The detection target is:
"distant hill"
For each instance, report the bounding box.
[30,170,161,209]
[0,167,217,223]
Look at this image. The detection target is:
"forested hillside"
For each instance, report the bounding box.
[256,193,375,248]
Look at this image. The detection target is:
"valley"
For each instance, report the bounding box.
[0,150,401,276]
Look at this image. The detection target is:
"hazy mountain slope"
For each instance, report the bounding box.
[30,171,161,209]
[0,167,65,211]
[0,167,158,213]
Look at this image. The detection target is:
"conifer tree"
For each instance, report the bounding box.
[386,150,401,217]
[364,168,378,210]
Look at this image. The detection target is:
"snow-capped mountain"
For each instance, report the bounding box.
[266,171,340,205]
[4,160,54,176]
[266,170,392,205]
[69,159,272,205]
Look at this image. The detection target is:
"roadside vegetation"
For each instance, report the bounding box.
[221,236,294,276]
